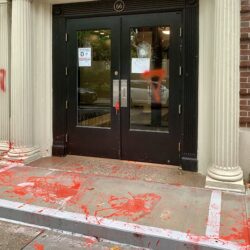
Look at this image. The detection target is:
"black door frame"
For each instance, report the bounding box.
[52,0,199,171]
[67,16,121,159]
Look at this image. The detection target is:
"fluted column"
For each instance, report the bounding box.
[0,0,10,152]
[206,0,244,191]
[8,0,40,163]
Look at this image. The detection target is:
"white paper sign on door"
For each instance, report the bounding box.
[78,48,92,67]
[131,58,150,73]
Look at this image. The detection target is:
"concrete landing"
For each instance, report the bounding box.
[0,156,248,250]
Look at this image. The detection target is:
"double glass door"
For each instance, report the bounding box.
[67,12,181,165]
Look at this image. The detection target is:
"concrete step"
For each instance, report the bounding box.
[0,198,241,250]
[0,161,248,250]
[0,220,146,250]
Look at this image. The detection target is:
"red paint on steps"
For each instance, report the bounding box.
[95,192,161,221]
[81,205,90,220]
[220,220,250,247]
[0,170,14,184]
[34,242,44,250]
[12,175,81,203]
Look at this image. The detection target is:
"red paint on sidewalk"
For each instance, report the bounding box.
[83,237,97,247]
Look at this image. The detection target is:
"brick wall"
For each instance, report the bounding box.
[241,0,250,127]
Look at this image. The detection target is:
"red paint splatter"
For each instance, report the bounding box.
[12,174,81,203]
[220,223,250,246]
[83,237,97,247]
[81,205,90,220]
[0,170,14,185]
[95,192,161,222]
[34,242,44,250]
[142,69,166,79]
[111,166,120,174]
[156,239,160,247]
[141,69,166,103]
[172,183,182,187]
[0,69,6,93]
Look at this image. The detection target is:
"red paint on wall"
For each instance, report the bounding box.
[95,192,161,221]
[34,242,44,250]
[0,69,6,93]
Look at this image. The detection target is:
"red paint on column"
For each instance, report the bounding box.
[0,69,6,93]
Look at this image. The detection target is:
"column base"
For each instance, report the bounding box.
[205,176,245,193]
[207,165,243,182]
[0,141,10,152]
[4,146,40,164]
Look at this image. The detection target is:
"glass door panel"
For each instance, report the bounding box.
[121,12,181,164]
[67,16,120,158]
[130,26,170,132]
[77,29,111,127]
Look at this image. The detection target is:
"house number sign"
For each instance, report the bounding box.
[114,0,125,12]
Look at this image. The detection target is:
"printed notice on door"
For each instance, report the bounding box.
[131,58,150,73]
[78,48,92,67]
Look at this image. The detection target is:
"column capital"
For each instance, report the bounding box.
[0,0,9,4]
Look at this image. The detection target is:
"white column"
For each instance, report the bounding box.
[0,0,10,152]
[32,0,53,157]
[198,0,214,175]
[8,0,40,163]
[206,0,244,192]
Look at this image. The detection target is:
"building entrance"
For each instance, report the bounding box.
[66,13,182,164]
[52,0,199,170]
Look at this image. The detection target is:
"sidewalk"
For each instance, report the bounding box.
[0,156,248,250]
[0,220,145,250]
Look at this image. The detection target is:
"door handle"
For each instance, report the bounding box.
[121,79,127,107]
[113,79,120,111]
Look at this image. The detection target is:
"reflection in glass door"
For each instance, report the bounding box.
[67,13,181,164]
[121,12,181,164]
[67,16,120,158]
[77,29,111,127]
[130,26,170,131]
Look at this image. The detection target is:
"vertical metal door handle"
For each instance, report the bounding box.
[121,79,127,107]
[113,79,119,107]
